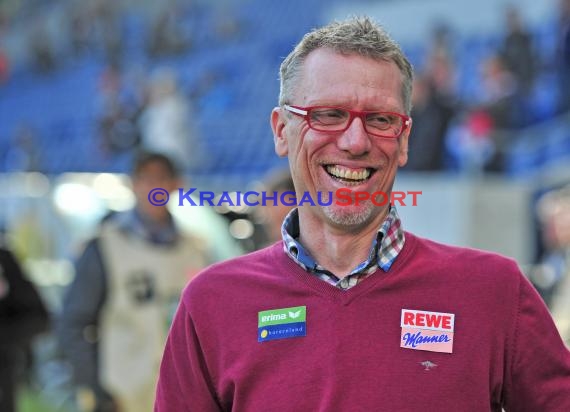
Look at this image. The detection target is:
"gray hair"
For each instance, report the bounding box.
[278,16,414,114]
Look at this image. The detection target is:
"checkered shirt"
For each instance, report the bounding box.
[281,206,405,290]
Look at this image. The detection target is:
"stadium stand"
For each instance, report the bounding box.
[0,0,568,187]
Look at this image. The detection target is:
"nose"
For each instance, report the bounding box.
[336,115,372,156]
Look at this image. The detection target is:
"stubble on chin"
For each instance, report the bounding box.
[322,203,376,227]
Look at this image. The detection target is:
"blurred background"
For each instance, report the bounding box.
[0,0,569,410]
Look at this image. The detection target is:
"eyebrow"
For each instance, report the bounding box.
[304,103,404,112]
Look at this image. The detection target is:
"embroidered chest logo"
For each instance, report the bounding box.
[400,309,455,354]
[419,360,438,371]
[258,306,306,342]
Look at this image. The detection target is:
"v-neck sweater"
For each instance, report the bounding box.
[155,232,570,412]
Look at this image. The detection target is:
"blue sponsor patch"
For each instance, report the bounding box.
[258,322,306,342]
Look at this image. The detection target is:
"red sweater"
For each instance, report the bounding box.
[155,232,570,411]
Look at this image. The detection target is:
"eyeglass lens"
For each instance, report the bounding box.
[309,108,403,137]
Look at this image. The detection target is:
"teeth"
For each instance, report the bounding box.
[326,165,370,181]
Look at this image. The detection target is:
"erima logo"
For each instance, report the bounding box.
[261,313,286,322]
[288,310,301,319]
[261,310,301,323]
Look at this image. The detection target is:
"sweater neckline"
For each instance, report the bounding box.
[270,231,417,305]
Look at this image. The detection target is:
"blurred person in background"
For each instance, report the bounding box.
[147,4,191,59]
[155,17,570,411]
[424,23,457,100]
[91,0,122,68]
[500,6,537,97]
[479,54,521,130]
[0,41,9,84]
[5,122,43,172]
[446,54,521,174]
[406,24,457,171]
[97,64,144,157]
[533,186,570,344]
[558,0,570,113]
[405,73,455,171]
[445,107,496,174]
[138,69,206,170]
[66,0,122,65]
[58,152,211,412]
[28,17,56,75]
[256,169,296,246]
[0,246,49,412]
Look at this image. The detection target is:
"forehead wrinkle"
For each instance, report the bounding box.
[298,51,404,112]
[304,92,402,113]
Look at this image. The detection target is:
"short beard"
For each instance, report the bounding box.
[322,203,375,227]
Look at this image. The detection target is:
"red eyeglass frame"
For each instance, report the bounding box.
[283,104,411,139]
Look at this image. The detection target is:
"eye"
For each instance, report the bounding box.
[367,113,398,129]
[311,108,348,125]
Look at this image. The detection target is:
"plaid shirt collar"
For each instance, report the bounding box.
[281,206,405,288]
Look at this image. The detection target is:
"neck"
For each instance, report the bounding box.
[136,207,172,228]
[297,207,389,278]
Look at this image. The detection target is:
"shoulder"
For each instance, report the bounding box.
[186,243,281,289]
[0,247,21,276]
[404,232,534,332]
[98,211,131,234]
[76,237,103,263]
[0,247,13,263]
[177,231,210,255]
[405,231,523,285]
[406,231,520,267]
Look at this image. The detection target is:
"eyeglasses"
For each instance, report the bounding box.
[283,105,411,139]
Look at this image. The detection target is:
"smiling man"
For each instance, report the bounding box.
[272,46,411,279]
[155,17,570,411]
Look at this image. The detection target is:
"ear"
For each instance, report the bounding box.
[398,117,412,167]
[271,107,288,157]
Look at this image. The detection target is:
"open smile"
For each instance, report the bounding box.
[324,165,376,186]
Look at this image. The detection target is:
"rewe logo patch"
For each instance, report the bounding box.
[400,309,455,354]
[258,306,306,342]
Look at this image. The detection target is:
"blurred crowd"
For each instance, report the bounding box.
[0,0,569,176]
[1,0,245,174]
[407,1,570,173]
[532,185,570,329]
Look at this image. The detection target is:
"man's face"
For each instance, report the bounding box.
[271,48,411,230]
[132,161,180,222]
